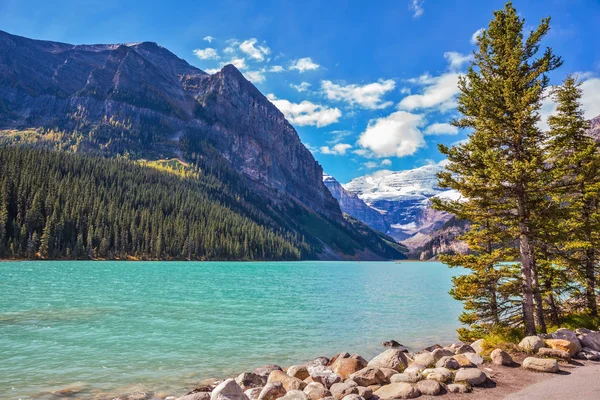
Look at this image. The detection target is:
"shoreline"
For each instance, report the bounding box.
[45,328,599,400]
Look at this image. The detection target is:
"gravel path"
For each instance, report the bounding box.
[503,362,600,399]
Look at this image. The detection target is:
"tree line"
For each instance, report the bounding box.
[433,2,600,338]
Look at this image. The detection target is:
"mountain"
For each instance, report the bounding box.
[589,115,600,141]
[0,30,404,261]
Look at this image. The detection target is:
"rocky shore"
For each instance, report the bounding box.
[116,326,599,400]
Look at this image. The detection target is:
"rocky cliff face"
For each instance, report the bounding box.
[589,115,600,141]
[323,174,387,232]
[0,30,341,220]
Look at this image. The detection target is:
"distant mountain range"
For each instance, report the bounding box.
[0,30,405,261]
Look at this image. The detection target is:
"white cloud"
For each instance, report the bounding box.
[471,28,484,45]
[269,65,285,73]
[203,36,215,43]
[321,79,396,109]
[244,69,266,83]
[364,161,379,169]
[320,143,352,155]
[239,38,271,62]
[381,159,392,166]
[425,122,459,135]
[399,72,460,112]
[289,57,320,72]
[581,77,600,119]
[444,52,472,70]
[411,0,424,18]
[291,82,312,92]
[193,48,219,60]
[358,111,426,157]
[327,130,352,144]
[224,58,246,70]
[267,94,341,127]
[205,68,220,74]
[224,46,236,54]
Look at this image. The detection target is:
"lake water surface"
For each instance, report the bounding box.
[0,261,463,399]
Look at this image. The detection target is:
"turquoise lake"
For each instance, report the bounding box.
[0,261,464,399]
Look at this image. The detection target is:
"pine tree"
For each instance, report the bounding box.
[547,76,600,316]
[434,2,562,335]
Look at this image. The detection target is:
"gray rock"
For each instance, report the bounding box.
[287,366,310,381]
[454,368,487,385]
[424,344,442,352]
[255,365,284,379]
[518,336,545,353]
[576,347,600,361]
[236,373,267,390]
[348,368,385,387]
[538,347,570,360]
[307,365,341,389]
[463,352,484,366]
[390,372,423,383]
[490,349,513,365]
[367,349,409,372]
[341,395,364,400]
[446,384,471,393]
[551,328,580,344]
[303,383,330,400]
[178,394,211,400]
[356,386,372,400]
[310,358,330,367]
[435,356,459,370]
[373,383,420,400]
[454,345,476,355]
[211,379,248,400]
[431,348,454,361]
[258,383,286,400]
[377,368,397,384]
[580,331,600,351]
[268,371,307,392]
[415,380,441,396]
[423,367,452,383]
[329,383,357,400]
[522,357,559,373]
[404,365,426,374]
[412,352,435,367]
[575,328,593,335]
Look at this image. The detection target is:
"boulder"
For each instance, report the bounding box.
[377,368,398,383]
[580,331,600,351]
[373,383,420,400]
[355,387,372,400]
[415,380,441,396]
[454,368,487,386]
[470,339,485,355]
[303,383,330,400]
[344,380,357,388]
[454,345,476,355]
[268,371,307,391]
[279,391,308,400]
[330,358,367,380]
[435,356,459,370]
[311,357,330,367]
[211,379,248,400]
[447,343,464,352]
[244,388,263,400]
[522,357,559,373]
[307,365,342,389]
[329,382,358,400]
[341,396,364,400]
[258,383,286,400]
[412,352,435,367]
[288,366,310,381]
[422,367,452,383]
[367,349,409,372]
[236,373,267,390]
[490,349,513,365]
[518,336,544,353]
[390,371,423,383]
[551,328,581,346]
[329,353,351,366]
[545,339,580,356]
[382,340,401,348]
[538,347,571,360]
[424,344,442,352]
[255,365,284,379]
[576,347,600,361]
[452,354,475,368]
[575,328,593,335]
[348,368,385,387]
[431,348,454,361]
[463,352,484,366]
[404,365,426,374]
[446,384,471,394]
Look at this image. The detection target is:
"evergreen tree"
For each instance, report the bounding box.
[434,2,562,334]
[547,76,600,316]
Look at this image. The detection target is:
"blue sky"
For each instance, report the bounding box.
[1,0,600,183]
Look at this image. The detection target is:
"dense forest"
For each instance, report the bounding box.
[433,2,600,338]
[0,146,405,261]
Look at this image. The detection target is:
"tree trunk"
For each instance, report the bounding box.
[585,249,598,317]
[517,192,537,335]
[531,259,547,333]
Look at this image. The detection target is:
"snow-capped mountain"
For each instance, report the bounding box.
[340,163,460,243]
